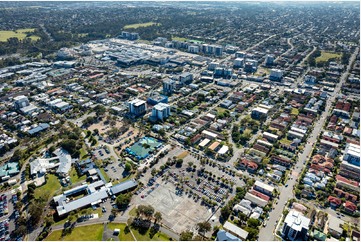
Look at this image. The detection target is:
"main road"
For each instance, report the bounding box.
[258,47,359,241]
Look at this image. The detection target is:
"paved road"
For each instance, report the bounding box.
[258,47,359,241]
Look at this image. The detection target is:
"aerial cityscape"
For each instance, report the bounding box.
[0,1,359,241]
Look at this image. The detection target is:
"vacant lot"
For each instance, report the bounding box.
[316,51,341,63]
[134,181,212,233]
[45,224,104,241]
[0,28,40,42]
[124,22,159,29]
[176,151,189,160]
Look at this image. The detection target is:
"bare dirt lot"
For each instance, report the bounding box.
[133,181,212,234]
[87,118,124,136]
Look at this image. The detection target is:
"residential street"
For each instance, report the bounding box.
[259,46,359,241]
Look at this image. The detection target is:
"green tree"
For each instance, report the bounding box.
[116,193,132,209]
[197,221,211,234]
[220,205,232,221]
[247,218,260,228]
[154,211,162,224]
[180,230,193,241]
[124,163,132,173]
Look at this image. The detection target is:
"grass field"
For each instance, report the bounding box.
[130,227,170,241]
[79,146,89,159]
[34,174,61,201]
[176,151,189,160]
[171,36,187,42]
[0,28,40,42]
[291,108,299,115]
[124,22,159,29]
[107,223,134,241]
[100,168,110,182]
[45,224,104,241]
[69,167,86,184]
[316,51,341,63]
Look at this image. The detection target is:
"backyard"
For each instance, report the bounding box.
[291,108,299,115]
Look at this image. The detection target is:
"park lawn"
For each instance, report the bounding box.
[0,28,40,42]
[130,227,170,241]
[291,108,299,115]
[69,167,86,184]
[34,174,61,201]
[124,22,159,29]
[176,151,189,160]
[171,36,187,42]
[316,51,341,63]
[45,224,104,241]
[107,223,134,241]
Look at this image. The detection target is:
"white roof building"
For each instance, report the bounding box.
[223,221,249,240]
[218,145,229,155]
[30,148,72,177]
[199,138,211,148]
[202,130,218,139]
[281,209,310,241]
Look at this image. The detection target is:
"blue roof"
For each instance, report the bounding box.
[28,123,50,135]
[109,179,138,195]
[217,230,242,241]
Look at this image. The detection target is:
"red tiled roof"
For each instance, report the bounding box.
[250,189,270,201]
[310,164,331,174]
[336,175,359,187]
[344,201,357,212]
[328,196,342,206]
